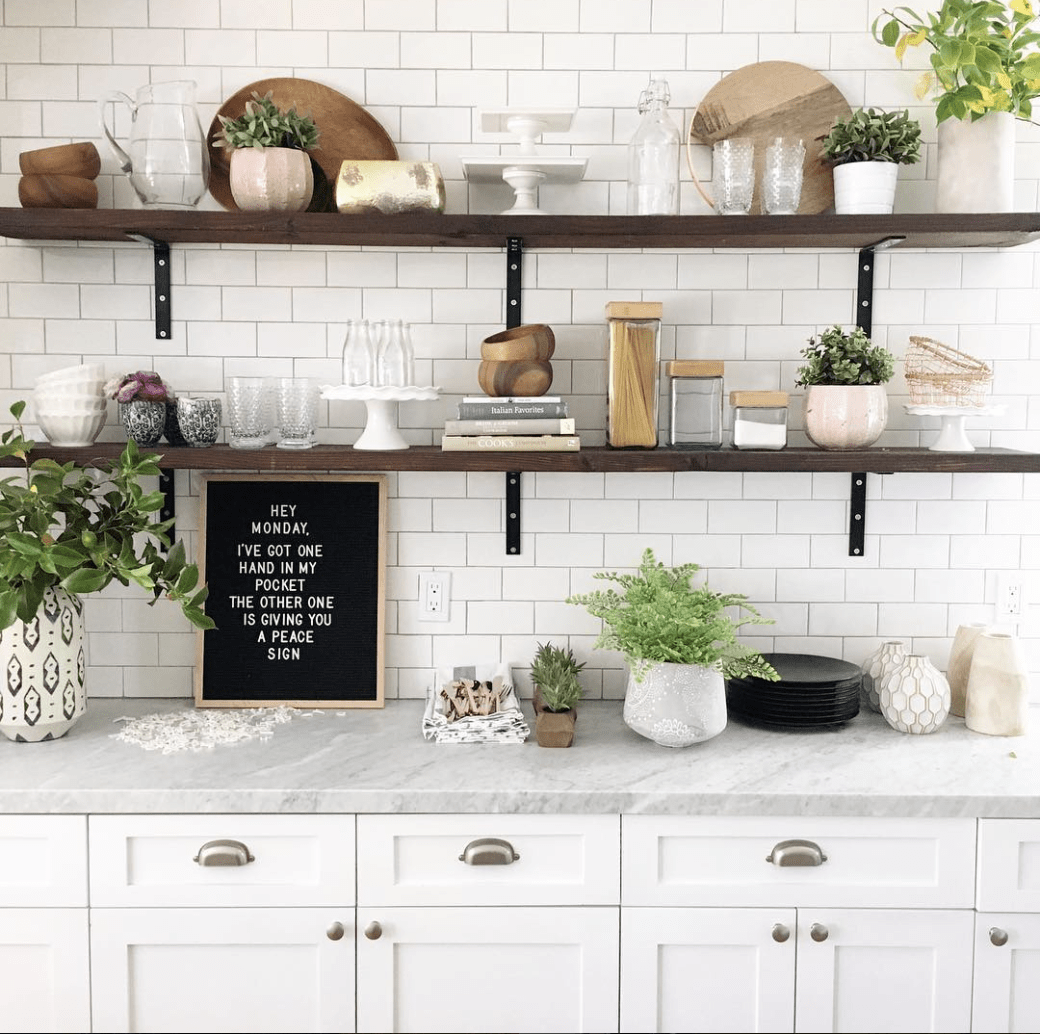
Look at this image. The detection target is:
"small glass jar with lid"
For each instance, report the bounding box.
[730,390,789,450]
[666,360,724,449]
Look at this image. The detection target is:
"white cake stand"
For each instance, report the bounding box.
[322,384,440,451]
[904,403,1005,452]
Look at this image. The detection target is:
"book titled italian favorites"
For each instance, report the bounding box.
[444,417,575,436]
[441,434,580,452]
[457,395,568,420]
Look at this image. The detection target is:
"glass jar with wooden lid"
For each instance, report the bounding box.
[667,360,724,449]
[730,390,789,450]
[606,301,662,448]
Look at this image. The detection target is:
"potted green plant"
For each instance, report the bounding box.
[105,370,178,446]
[821,108,922,214]
[529,641,585,748]
[795,325,896,450]
[214,90,321,212]
[0,402,213,742]
[567,549,777,748]
[872,2,1040,211]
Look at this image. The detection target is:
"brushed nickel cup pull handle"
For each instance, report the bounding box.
[326,922,346,941]
[810,923,829,943]
[765,839,827,867]
[364,921,383,941]
[458,837,520,865]
[771,923,791,943]
[193,839,255,866]
[990,927,1009,947]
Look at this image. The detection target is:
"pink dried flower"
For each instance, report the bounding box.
[115,381,141,403]
[138,380,168,402]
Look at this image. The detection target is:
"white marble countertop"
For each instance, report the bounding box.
[2,699,1037,818]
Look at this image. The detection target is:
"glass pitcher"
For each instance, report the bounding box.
[98,80,210,208]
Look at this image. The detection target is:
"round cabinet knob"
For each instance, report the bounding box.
[771,923,791,943]
[990,927,1009,947]
[326,922,346,942]
[810,923,829,943]
[364,921,383,941]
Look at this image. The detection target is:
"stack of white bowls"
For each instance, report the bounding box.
[32,363,108,446]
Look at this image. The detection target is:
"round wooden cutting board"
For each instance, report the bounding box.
[208,77,398,211]
[690,61,851,215]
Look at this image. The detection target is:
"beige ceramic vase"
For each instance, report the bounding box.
[803,384,888,450]
[946,622,989,718]
[965,631,1029,737]
[229,146,313,212]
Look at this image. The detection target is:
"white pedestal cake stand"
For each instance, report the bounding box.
[904,403,1005,452]
[322,384,440,451]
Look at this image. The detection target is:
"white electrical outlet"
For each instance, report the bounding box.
[418,571,451,622]
[995,574,1025,624]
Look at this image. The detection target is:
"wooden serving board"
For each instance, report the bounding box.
[690,61,851,215]
[208,77,398,212]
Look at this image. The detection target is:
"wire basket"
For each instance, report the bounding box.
[904,336,992,407]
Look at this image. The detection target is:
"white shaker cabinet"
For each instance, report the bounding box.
[0,816,90,1034]
[356,813,621,1034]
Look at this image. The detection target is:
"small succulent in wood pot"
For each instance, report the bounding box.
[529,640,586,748]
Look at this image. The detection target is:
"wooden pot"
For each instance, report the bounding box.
[533,688,576,748]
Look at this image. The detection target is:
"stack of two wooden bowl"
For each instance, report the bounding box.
[18,142,101,209]
[477,324,555,397]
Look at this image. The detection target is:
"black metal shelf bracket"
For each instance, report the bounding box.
[505,235,523,554]
[849,472,867,556]
[158,467,175,546]
[127,234,172,340]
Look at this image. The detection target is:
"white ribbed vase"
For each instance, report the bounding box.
[833,161,898,215]
[623,662,726,748]
[860,640,907,714]
[878,654,950,735]
[965,632,1029,737]
[947,623,989,718]
[0,587,85,742]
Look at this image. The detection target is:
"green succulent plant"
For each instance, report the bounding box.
[795,326,896,386]
[873,1,1040,123]
[821,108,923,165]
[216,91,321,151]
[0,402,213,631]
[566,549,778,683]
[529,641,586,712]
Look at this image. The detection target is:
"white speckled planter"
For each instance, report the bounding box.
[804,384,888,450]
[879,654,950,735]
[229,146,313,212]
[623,661,726,748]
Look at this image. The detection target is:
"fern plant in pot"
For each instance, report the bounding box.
[821,107,922,214]
[567,549,777,748]
[795,325,896,450]
[0,403,213,741]
[529,641,585,748]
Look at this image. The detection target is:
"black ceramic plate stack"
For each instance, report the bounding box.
[726,653,861,730]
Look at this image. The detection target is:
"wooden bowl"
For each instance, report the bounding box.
[18,175,98,209]
[477,360,553,398]
[480,323,555,361]
[19,142,101,179]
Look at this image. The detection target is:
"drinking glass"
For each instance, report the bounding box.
[227,376,273,449]
[276,377,319,450]
[712,138,755,215]
[763,137,806,215]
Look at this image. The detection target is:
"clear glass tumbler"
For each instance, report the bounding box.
[227,376,273,449]
[763,137,806,215]
[276,377,319,450]
[712,138,755,215]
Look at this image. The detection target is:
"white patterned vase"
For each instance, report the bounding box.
[0,587,85,742]
[860,640,907,713]
[947,623,989,718]
[965,632,1029,737]
[623,662,726,748]
[878,654,950,735]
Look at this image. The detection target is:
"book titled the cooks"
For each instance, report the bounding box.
[441,434,581,452]
[456,395,569,419]
[444,417,576,436]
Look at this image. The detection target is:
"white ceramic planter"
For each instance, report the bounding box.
[229,146,314,212]
[936,111,1014,214]
[623,662,726,747]
[0,587,85,742]
[803,383,888,450]
[833,161,898,215]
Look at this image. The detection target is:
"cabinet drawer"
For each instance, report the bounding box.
[357,814,620,905]
[0,815,86,907]
[89,814,355,907]
[623,815,976,908]
[977,818,1040,911]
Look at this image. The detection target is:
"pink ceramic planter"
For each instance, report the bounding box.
[803,384,888,450]
[229,147,314,212]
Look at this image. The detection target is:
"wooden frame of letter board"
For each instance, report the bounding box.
[195,473,387,708]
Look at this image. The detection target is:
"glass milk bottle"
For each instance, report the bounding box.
[627,78,680,215]
[342,318,375,386]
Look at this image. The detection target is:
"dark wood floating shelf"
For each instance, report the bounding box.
[1,209,1039,250]
[7,444,1039,475]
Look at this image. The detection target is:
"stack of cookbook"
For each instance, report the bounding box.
[441,395,580,451]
